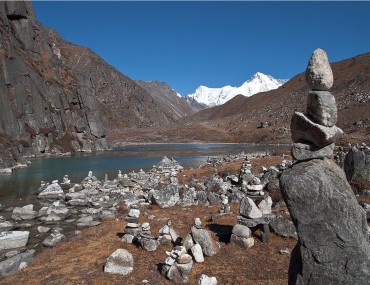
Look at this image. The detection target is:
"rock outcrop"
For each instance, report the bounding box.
[0,1,110,164]
[0,1,197,168]
[280,48,370,284]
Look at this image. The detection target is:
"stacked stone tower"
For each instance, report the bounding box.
[280,49,370,285]
[291,48,343,160]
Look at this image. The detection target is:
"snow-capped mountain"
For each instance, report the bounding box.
[185,72,285,108]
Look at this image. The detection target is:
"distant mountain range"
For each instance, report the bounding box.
[184,72,286,109]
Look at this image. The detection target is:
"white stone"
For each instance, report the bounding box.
[159,225,170,234]
[251,177,261,185]
[258,196,273,215]
[37,226,50,233]
[191,244,204,263]
[247,184,263,191]
[11,204,38,221]
[198,274,218,285]
[194,218,202,227]
[104,248,133,276]
[128,209,140,218]
[0,221,14,231]
[240,197,263,219]
[42,232,66,247]
[0,231,29,250]
[38,183,64,199]
[142,222,150,231]
[165,257,175,266]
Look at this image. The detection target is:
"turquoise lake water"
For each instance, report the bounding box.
[0,143,288,207]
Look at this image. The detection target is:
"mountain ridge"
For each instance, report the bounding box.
[184,72,285,109]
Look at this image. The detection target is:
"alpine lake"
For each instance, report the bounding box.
[0,143,288,208]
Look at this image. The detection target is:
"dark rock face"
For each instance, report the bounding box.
[0,1,110,164]
[280,158,370,285]
[0,1,196,168]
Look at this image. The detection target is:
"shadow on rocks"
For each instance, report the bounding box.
[207,224,233,243]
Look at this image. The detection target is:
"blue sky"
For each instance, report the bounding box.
[33,1,370,95]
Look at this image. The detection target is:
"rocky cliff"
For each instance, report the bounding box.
[0,0,110,169]
[0,1,192,169]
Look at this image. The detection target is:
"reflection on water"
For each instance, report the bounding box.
[0,143,287,207]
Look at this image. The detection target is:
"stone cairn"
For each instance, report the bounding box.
[230,159,275,246]
[280,48,370,284]
[160,218,219,283]
[291,48,343,161]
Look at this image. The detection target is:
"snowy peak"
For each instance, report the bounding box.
[185,72,285,108]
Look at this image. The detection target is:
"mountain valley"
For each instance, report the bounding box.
[0,1,369,169]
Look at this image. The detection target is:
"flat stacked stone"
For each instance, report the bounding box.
[124,206,140,223]
[291,48,343,161]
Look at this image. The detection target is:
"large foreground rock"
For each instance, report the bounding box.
[280,158,370,285]
[0,231,29,250]
[104,248,133,276]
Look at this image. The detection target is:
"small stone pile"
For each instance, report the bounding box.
[123,222,140,244]
[219,194,230,214]
[291,48,343,161]
[232,196,275,245]
[161,246,193,283]
[138,223,158,252]
[160,218,219,283]
[158,219,181,245]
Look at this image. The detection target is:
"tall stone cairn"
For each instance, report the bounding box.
[280,48,370,285]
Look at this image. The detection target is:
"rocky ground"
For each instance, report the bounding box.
[0,203,296,285]
[0,148,369,285]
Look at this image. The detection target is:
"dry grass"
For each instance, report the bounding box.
[0,202,295,285]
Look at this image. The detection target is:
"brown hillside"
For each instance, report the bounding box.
[116,52,370,145]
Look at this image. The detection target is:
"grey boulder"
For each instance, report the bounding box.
[280,158,370,285]
[305,48,333,91]
[0,231,29,250]
[38,183,64,199]
[291,142,334,161]
[191,226,220,257]
[306,91,337,127]
[239,197,262,219]
[149,184,179,208]
[104,248,133,276]
[42,231,66,247]
[344,147,370,181]
[291,112,343,147]
[0,250,34,277]
[11,204,38,221]
[232,224,251,239]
